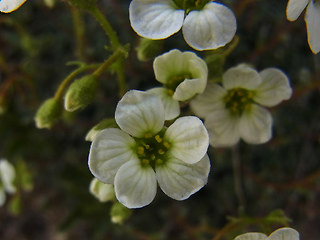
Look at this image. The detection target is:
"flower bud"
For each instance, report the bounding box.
[110,202,132,224]
[136,38,163,62]
[64,75,98,112]
[89,178,115,202]
[35,98,63,129]
[85,118,118,142]
[67,0,97,10]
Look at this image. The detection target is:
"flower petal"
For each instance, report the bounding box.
[205,108,240,147]
[254,68,292,107]
[182,2,237,50]
[147,87,180,120]
[88,128,136,184]
[129,0,184,39]
[223,64,261,90]
[286,0,309,21]
[268,228,300,240]
[165,116,209,164]
[114,160,157,209]
[0,0,27,13]
[156,154,210,200]
[115,90,165,137]
[0,159,16,194]
[234,232,268,240]
[239,105,272,144]
[305,0,320,54]
[190,82,227,119]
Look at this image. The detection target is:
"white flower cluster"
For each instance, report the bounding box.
[88,48,292,208]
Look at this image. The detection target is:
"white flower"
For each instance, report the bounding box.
[88,90,210,209]
[0,159,16,206]
[147,49,208,120]
[0,0,27,13]
[190,64,292,147]
[89,178,115,202]
[234,227,300,240]
[286,0,320,54]
[129,0,237,51]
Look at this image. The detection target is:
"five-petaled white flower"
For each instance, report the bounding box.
[88,90,210,209]
[0,0,27,13]
[129,0,237,51]
[286,0,320,54]
[0,159,16,206]
[147,49,208,120]
[190,64,292,147]
[233,227,300,240]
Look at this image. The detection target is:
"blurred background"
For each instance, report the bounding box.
[0,0,319,239]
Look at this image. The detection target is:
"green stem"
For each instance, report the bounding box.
[232,145,246,212]
[54,64,99,100]
[92,49,125,78]
[89,5,120,50]
[71,7,86,61]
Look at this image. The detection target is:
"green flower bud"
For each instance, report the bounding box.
[35,98,63,129]
[205,54,225,79]
[136,38,163,62]
[110,202,132,225]
[89,178,115,202]
[64,75,98,112]
[67,0,97,10]
[85,118,118,142]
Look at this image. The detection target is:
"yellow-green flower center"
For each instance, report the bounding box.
[135,131,171,168]
[224,88,255,115]
[165,73,192,93]
[173,0,209,12]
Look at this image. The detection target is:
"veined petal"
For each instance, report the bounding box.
[190,82,227,118]
[286,0,309,21]
[205,108,240,147]
[234,232,268,240]
[147,87,180,120]
[173,78,205,101]
[156,154,210,200]
[0,0,27,13]
[115,90,165,138]
[305,1,320,54]
[165,116,209,164]
[239,105,272,144]
[223,64,262,90]
[254,68,292,107]
[182,2,237,50]
[88,128,136,184]
[268,228,300,240]
[153,49,207,84]
[114,160,157,209]
[0,159,16,194]
[129,0,184,39]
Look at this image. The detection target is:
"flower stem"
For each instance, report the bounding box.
[89,5,121,50]
[232,145,246,212]
[54,63,99,101]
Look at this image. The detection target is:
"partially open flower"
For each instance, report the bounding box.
[148,49,208,120]
[191,64,292,147]
[88,90,210,208]
[129,0,237,50]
